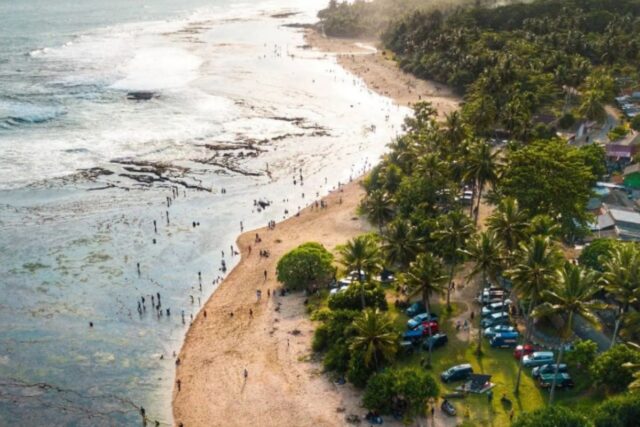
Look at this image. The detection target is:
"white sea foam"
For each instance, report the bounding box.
[0,1,409,424]
[111,48,203,91]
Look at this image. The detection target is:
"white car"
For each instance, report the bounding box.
[481,300,512,317]
[522,351,555,368]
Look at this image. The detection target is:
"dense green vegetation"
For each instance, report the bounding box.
[276,242,334,290]
[317,0,490,38]
[320,0,640,137]
[291,0,640,423]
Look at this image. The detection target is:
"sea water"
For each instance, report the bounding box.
[0,0,408,425]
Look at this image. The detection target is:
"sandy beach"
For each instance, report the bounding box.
[305,29,461,117]
[173,181,373,426]
[173,29,463,427]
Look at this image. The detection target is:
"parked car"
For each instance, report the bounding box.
[418,320,439,334]
[522,351,555,368]
[403,322,439,342]
[480,312,510,328]
[348,270,366,281]
[513,344,535,360]
[423,333,448,350]
[490,332,519,348]
[399,340,419,355]
[477,288,506,303]
[532,364,568,378]
[440,364,473,383]
[484,324,517,339]
[538,372,574,389]
[480,295,509,305]
[481,301,512,317]
[405,302,426,317]
[407,312,438,329]
[329,285,349,295]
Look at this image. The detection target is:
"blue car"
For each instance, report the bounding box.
[490,332,519,348]
[484,324,516,339]
[405,302,426,317]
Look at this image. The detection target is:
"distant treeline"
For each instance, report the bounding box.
[383,0,640,91]
[317,0,505,38]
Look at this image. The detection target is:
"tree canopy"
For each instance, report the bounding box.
[512,405,590,427]
[276,242,335,290]
[499,139,596,239]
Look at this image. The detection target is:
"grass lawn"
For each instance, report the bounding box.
[393,302,595,426]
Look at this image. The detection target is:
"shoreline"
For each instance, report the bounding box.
[173,28,462,427]
[173,180,374,426]
[304,29,461,116]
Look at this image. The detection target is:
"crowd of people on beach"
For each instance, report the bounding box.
[123,136,377,425]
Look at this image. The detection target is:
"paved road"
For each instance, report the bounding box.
[573,314,611,351]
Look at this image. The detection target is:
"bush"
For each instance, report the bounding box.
[608,125,630,142]
[593,392,640,427]
[363,367,439,419]
[565,339,598,372]
[512,406,589,427]
[578,239,619,272]
[314,310,359,374]
[328,281,388,311]
[347,349,377,388]
[591,345,640,393]
[312,324,329,352]
[276,242,335,291]
[313,309,357,352]
[362,370,396,414]
[323,340,351,373]
[631,115,640,132]
[393,367,439,418]
[558,112,576,129]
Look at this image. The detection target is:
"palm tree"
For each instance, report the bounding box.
[624,343,640,391]
[508,236,563,394]
[463,141,500,224]
[362,190,394,231]
[533,263,605,404]
[601,245,640,348]
[443,111,468,156]
[381,219,419,270]
[433,211,475,310]
[486,197,528,267]
[401,252,447,365]
[339,234,383,309]
[402,253,448,314]
[527,214,561,239]
[461,231,504,354]
[351,309,399,370]
[578,90,607,123]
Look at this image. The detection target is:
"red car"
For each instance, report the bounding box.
[513,344,534,360]
[419,321,440,335]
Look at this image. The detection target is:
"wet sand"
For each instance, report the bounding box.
[305,29,461,117]
[173,181,373,426]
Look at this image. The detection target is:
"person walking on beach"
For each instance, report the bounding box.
[249,309,253,318]
[263,269,267,281]
[244,368,248,380]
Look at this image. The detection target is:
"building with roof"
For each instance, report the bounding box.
[624,163,640,189]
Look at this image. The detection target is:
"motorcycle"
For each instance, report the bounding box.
[441,399,457,417]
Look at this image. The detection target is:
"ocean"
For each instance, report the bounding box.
[0,0,407,425]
